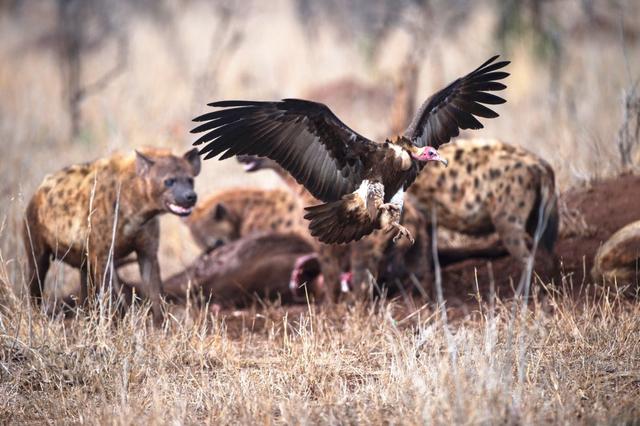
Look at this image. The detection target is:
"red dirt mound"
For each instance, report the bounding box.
[439,173,640,301]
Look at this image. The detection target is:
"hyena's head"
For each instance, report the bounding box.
[135,148,201,217]
[187,200,239,251]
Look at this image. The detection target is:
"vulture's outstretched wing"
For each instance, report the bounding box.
[405,55,509,149]
[191,99,377,203]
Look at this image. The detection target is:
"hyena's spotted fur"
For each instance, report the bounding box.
[23,148,201,324]
[186,187,309,251]
[592,220,640,285]
[410,138,559,264]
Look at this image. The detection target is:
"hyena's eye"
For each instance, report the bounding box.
[164,178,176,188]
[186,177,194,186]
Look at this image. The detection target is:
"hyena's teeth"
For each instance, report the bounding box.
[168,203,193,216]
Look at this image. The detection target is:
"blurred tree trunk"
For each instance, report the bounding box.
[618,86,640,168]
[57,0,83,139]
[389,58,419,137]
[191,2,244,107]
[55,0,128,140]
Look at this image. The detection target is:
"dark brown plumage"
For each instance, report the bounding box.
[192,55,509,244]
[405,55,509,148]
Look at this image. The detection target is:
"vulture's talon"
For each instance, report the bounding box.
[390,223,415,245]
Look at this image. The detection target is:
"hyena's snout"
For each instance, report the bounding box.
[165,181,198,216]
[176,188,197,207]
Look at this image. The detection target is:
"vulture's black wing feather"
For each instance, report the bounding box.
[191,99,376,203]
[404,55,509,149]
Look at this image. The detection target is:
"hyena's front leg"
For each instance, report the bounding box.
[78,261,89,307]
[365,183,414,245]
[135,220,164,326]
[136,251,163,326]
[88,255,128,317]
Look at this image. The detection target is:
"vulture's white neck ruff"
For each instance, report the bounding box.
[388,143,413,170]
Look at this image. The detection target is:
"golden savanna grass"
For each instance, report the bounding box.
[1,1,640,424]
[1,277,639,424]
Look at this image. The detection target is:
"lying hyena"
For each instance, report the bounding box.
[410,138,559,265]
[592,220,640,285]
[186,187,308,251]
[24,147,200,324]
[185,187,327,298]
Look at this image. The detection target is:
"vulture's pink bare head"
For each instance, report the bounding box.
[412,146,449,166]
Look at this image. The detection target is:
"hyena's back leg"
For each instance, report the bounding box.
[490,191,536,264]
[23,223,51,305]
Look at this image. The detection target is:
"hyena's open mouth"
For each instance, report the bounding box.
[236,155,262,172]
[242,160,260,172]
[166,202,193,216]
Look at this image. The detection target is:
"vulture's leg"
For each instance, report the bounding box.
[367,185,415,245]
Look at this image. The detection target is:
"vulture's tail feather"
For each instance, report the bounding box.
[304,194,376,245]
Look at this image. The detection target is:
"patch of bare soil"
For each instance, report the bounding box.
[439,173,640,301]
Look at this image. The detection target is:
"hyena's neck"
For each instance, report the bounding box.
[117,167,163,225]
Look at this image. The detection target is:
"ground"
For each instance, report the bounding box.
[557,173,640,279]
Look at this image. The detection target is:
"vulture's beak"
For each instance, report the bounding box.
[414,146,448,167]
[426,148,449,167]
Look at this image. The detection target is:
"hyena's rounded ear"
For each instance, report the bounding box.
[184,148,201,176]
[213,203,228,220]
[135,150,155,176]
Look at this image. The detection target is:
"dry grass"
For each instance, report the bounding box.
[1,273,639,424]
[1,1,640,424]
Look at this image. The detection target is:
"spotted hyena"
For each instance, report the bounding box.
[23,147,201,324]
[410,138,559,265]
[186,187,309,251]
[592,220,640,285]
[185,187,326,297]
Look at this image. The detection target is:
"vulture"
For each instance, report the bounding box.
[191,55,509,244]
